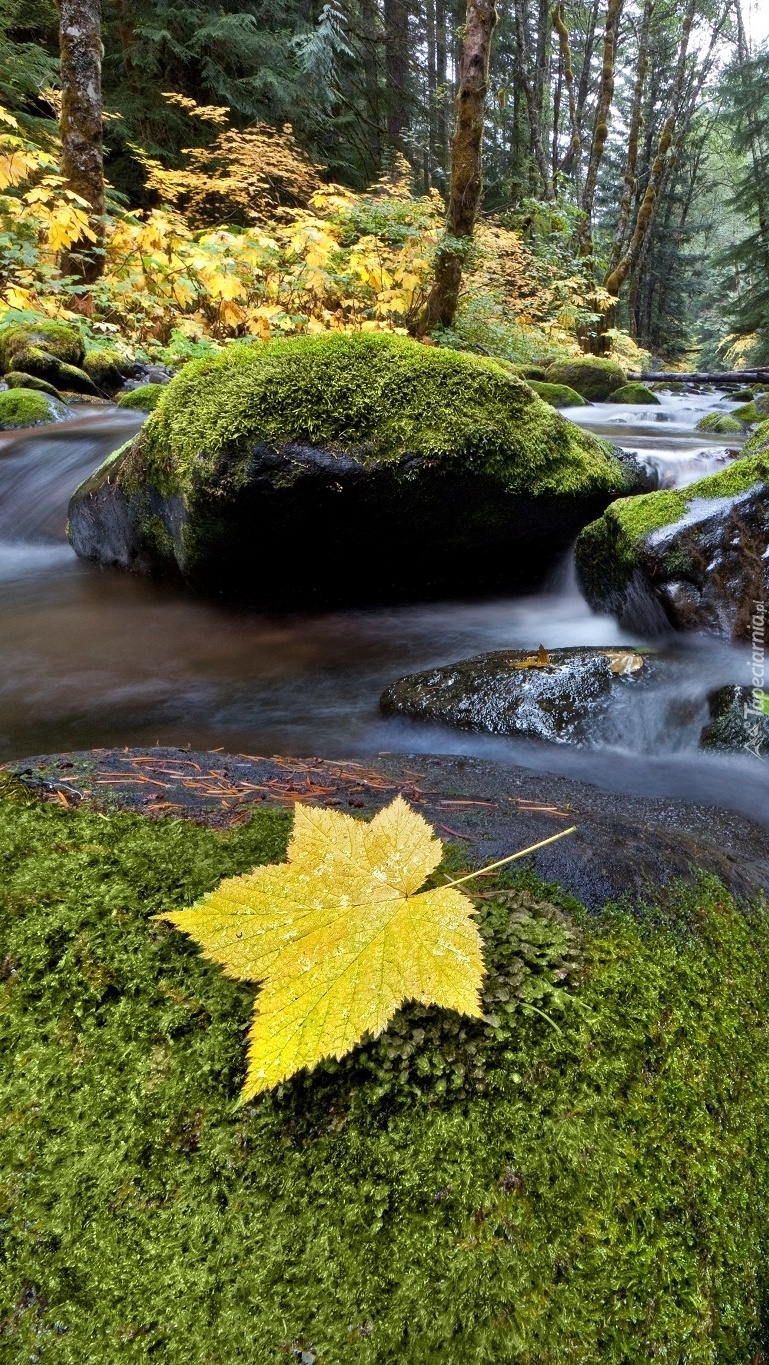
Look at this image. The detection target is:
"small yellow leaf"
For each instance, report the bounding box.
[513,643,552,670]
[156,796,485,1098]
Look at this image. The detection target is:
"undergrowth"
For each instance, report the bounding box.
[2,794,769,1362]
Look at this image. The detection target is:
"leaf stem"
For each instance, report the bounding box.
[442,826,577,888]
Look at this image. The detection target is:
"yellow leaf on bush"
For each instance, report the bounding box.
[156,796,485,1098]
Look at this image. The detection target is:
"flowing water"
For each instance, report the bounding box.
[1,388,768,821]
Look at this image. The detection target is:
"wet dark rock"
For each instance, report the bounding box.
[701,685,769,756]
[380,646,648,744]
[579,483,769,640]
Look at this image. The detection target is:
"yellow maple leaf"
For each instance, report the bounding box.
[156,796,486,1098]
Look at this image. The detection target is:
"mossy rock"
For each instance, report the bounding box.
[68,333,651,608]
[0,386,68,428]
[730,387,756,402]
[0,319,83,372]
[544,356,627,401]
[526,379,586,408]
[575,451,769,636]
[3,371,62,400]
[0,343,98,396]
[117,382,165,411]
[695,412,743,434]
[513,364,551,381]
[744,418,769,457]
[733,400,762,427]
[4,792,769,1360]
[607,382,660,405]
[82,347,127,394]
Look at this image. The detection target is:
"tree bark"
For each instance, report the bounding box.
[58,0,105,284]
[416,0,498,331]
[553,3,580,197]
[383,0,410,148]
[513,0,553,198]
[603,0,696,300]
[605,0,653,277]
[578,0,624,257]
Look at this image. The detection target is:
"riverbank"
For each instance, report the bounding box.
[5,746,769,907]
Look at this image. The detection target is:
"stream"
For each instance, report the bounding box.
[1,388,767,822]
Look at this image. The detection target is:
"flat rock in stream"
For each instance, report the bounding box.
[4,747,769,910]
[380,646,648,744]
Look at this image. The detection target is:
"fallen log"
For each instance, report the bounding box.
[626,369,769,384]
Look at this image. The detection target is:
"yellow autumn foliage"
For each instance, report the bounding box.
[156,797,486,1098]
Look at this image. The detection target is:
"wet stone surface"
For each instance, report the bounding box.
[380,646,649,745]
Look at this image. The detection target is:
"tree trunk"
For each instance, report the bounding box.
[416,0,498,331]
[578,0,624,257]
[513,0,552,198]
[58,0,105,284]
[605,0,653,277]
[603,0,696,300]
[383,0,410,148]
[553,3,580,197]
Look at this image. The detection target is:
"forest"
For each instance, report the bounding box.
[3,2,769,1363]
[0,0,767,367]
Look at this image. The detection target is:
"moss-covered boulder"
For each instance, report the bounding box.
[0,319,97,396]
[733,400,762,427]
[730,387,756,402]
[744,418,769,456]
[526,379,586,408]
[67,333,651,608]
[116,382,165,411]
[544,356,627,401]
[82,347,127,394]
[5,789,769,1361]
[575,452,769,638]
[0,387,68,429]
[607,382,660,405]
[695,412,743,435]
[3,371,62,399]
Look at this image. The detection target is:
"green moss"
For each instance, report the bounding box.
[3,794,769,1361]
[733,400,762,426]
[526,379,586,407]
[695,412,743,434]
[0,387,66,428]
[82,348,126,391]
[544,356,627,401]
[576,450,769,589]
[730,387,755,402]
[0,319,83,371]
[122,333,626,500]
[606,382,660,405]
[3,371,62,399]
[744,418,769,456]
[117,382,165,411]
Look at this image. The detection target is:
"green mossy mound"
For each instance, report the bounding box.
[0,319,83,372]
[575,450,769,600]
[3,371,62,399]
[117,382,165,411]
[730,387,756,402]
[0,321,97,396]
[525,379,586,408]
[695,412,743,434]
[733,400,762,426]
[0,386,67,428]
[544,356,627,401]
[83,347,126,393]
[67,334,652,607]
[130,333,622,497]
[3,794,769,1362]
[744,418,769,456]
[607,382,660,405]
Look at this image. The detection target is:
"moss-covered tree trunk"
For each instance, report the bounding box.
[58,0,105,284]
[416,0,498,332]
